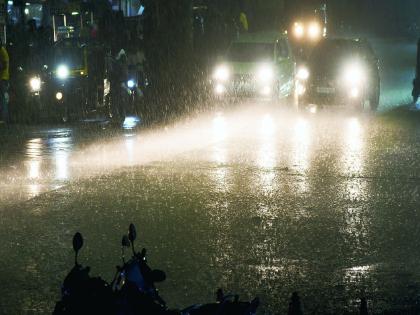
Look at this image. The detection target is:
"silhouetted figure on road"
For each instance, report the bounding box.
[360,297,368,315]
[0,38,10,125]
[288,292,303,315]
[412,39,420,104]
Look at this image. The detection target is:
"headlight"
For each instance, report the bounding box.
[257,65,274,82]
[343,62,365,86]
[308,22,321,40]
[127,80,135,88]
[293,22,304,39]
[297,67,310,80]
[56,92,63,100]
[29,77,41,92]
[57,65,69,79]
[213,65,229,82]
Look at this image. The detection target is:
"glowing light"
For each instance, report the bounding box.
[257,65,274,82]
[29,77,41,92]
[56,92,63,100]
[127,80,135,89]
[261,86,271,96]
[24,8,29,15]
[215,83,226,95]
[123,116,141,129]
[349,87,360,98]
[294,22,304,38]
[297,67,310,80]
[57,65,69,79]
[213,65,229,82]
[343,62,365,86]
[308,22,321,40]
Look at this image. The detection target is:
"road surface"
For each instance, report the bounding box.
[0,38,419,314]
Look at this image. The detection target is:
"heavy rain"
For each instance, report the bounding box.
[1,1,420,314]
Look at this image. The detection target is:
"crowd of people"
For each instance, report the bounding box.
[0,0,252,125]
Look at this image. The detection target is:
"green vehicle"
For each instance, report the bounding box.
[212,32,296,101]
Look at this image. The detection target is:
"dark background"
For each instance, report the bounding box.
[238,0,420,36]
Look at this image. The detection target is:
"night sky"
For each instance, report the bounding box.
[241,0,420,36]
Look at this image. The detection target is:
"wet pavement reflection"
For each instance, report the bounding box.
[1,104,420,314]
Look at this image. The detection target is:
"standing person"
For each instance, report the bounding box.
[110,49,128,121]
[412,39,420,106]
[0,38,10,124]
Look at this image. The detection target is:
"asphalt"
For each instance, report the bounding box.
[0,38,419,314]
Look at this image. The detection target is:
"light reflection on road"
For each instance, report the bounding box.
[342,117,364,176]
[211,112,229,191]
[291,117,311,194]
[50,137,72,181]
[257,114,277,194]
[26,138,43,180]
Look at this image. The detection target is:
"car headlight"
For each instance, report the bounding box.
[257,65,274,82]
[127,80,135,88]
[308,22,321,40]
[297,67,310,80]
[29,77,41,92]
[213,65,229,82]
[57,65,69,79]
[293,22,304,39]
[343,62,365,86]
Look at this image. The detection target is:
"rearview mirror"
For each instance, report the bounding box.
[128,223,137,242]
[73,232,83,252]
[72,232,83,265]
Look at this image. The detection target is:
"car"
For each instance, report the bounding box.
[211,31,296,102]
[297,38,380,111]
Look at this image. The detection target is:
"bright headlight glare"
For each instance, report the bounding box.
[57,65,69,79]
[297,67,310,80]
[127,80,135,88]
[215,83,226,95]
[213,65,229,82]
[294,22,304,38]
[343,63,365,86]
[308,22,321,39]
[257,65,274,82]
[29,77,41,92]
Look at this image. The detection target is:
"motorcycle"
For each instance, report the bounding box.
[54,224,259,315]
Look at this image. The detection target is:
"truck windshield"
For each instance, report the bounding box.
[53,42,84,70]
[227,43,274,62]
[311,41,361,61]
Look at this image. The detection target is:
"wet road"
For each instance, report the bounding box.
[1,39,420,314]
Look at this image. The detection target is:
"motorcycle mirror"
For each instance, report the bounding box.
[72,232,83,265]
[122,235,130,247]
[128,223,137,255]
[128,223,137,242]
